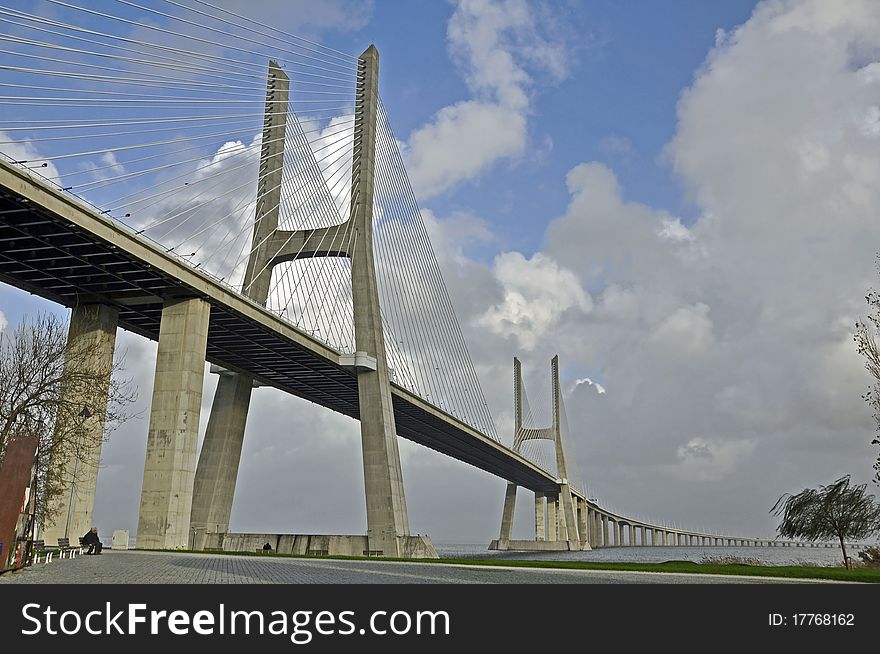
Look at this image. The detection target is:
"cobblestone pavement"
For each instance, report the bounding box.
[0,551,831,584]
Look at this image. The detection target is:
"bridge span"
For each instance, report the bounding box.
[0,8,785,558]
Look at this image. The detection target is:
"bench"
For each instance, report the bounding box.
[29,540,53,565]
[56,538,80,558]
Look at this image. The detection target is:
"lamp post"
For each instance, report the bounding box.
[64,405,91,541]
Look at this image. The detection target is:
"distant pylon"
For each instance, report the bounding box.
[493,355,590,551]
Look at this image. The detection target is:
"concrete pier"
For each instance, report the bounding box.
[535,492,546,540]
[136,297,211,549]
[43,304,118,545]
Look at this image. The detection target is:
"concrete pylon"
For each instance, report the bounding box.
[43,304,118,546]
[349,46,411,555]
[491,355,590,551]
[189,61,288,550]
[192,49,423,557]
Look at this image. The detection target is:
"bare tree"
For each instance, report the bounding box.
[771,476,880,569]
[0,312,137,530]
[855,283,880,485]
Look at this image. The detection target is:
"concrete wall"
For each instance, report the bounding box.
[222,533,437,558]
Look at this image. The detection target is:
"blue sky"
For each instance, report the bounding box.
[347,0,760,252]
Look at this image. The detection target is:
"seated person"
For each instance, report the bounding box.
[83,527,102,555]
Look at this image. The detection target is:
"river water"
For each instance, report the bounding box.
[434,543,864,567]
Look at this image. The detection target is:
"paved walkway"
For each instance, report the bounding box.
[0,550,832,584]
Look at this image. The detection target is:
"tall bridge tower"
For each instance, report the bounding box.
[491,356,591,551]
[182,48,417,557]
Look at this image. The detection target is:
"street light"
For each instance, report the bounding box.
[64,405,92,541]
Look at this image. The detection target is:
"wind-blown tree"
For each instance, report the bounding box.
[771,476,880,569]
[0,312,136,530]
[855,282,880,485]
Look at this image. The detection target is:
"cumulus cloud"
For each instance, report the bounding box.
[479,251,591,350]
[571,377,606,395]
[435,0,880,535]
[0,132,62,182]
[405,0,571,197]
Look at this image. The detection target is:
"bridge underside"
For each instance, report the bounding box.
[0,182,559,494]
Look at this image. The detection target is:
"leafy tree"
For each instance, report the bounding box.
[854,284,880,485]
[0,312,136,530]
[771,476,880,569]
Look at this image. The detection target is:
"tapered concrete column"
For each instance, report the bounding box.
[497,482,517,547]
[535,492,546,540]
[593,511,602,546]
[577,497,589,549]
[136,297,210,549]
[650,528,657,546]
[558,483,578,544]
[190,371,253,550]
[627,524,634,546]
[350,46,410,555]
[43,304,118,545]
[614,520,621,546]
[190,62,289,550]
[547,495,558,541]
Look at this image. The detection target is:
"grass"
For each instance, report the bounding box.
[135,548,880,583]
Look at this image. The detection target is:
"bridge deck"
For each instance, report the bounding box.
[0,159,560,494]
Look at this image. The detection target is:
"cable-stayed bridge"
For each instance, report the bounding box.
[0,1,776,557]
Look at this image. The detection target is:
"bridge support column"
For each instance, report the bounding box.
[558,483,579,547]
[535,492,546,540]
[136,297,211,549]
[577,497,590,549]
[614,520,621,547]
[603,515,609,546]
[547,494,558,541]
[350,47,412,557]
[496,482,518,549]
[43,303,118,546]
[189,371,253,550]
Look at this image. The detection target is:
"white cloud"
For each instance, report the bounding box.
[479,251,591,350]
[406,0,571,198]
[571,377,606,395]
[0,310,6,332]
[0,132,62,183]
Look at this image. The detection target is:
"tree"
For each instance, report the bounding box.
[854,283,880,485]
[770,476,880,569]
[0,312,136,531]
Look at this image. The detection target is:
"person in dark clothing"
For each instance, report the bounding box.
[262,542,272,552]
[83,527,102,555]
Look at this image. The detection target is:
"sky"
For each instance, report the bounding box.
[2,0,880,544]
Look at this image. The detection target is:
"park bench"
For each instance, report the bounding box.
[29,540,53,564]
[56,537,81,558]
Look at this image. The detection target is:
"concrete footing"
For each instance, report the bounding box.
[221,533,438,558]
